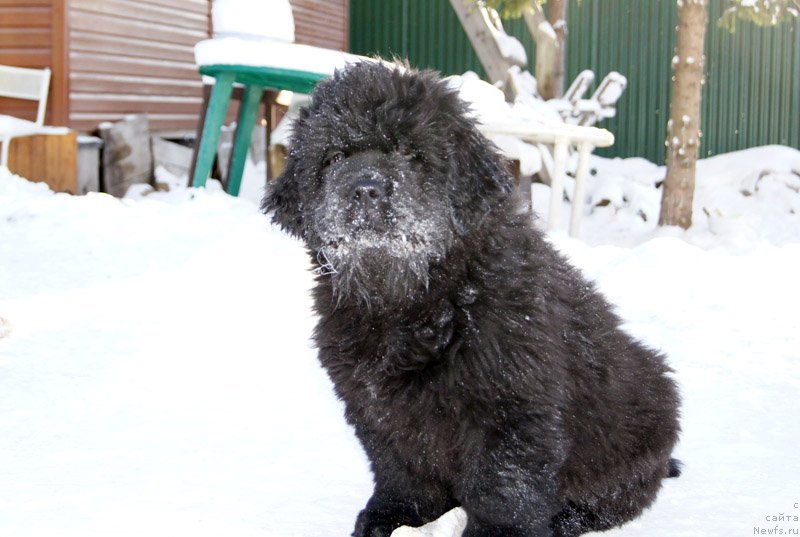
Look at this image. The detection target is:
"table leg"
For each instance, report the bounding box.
[191,73,235,188]
[188,84,211,187]
[569,141,594,237]
[548,138,569,231]
[264,91,276,182]
[226,84,265,196]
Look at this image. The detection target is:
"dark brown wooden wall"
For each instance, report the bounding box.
[1,0,350,134]
[291,0,349,51]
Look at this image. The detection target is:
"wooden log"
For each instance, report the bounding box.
[7,131,78,194]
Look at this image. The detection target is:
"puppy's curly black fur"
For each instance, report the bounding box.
[263,62,680,537]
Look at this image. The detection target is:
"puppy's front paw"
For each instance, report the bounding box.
[462,523,534,537]
[352,509,400,537]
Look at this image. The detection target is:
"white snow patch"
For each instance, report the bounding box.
[195,37,373,75]
[1,145,800,537]
[211,0,295,42]
[495,32,528,66]
[392,507,468,537]
[538,20,557,41]
[490,134,543,176]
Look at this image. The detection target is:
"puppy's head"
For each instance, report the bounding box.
[263,62,512,307]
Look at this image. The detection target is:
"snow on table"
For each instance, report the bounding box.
[1,146,800,537]
[211,0,295,42]
[195,37,370,76]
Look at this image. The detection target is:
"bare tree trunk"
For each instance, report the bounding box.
[449,0,526,85]
[539,0,567,99]
[523,2,559,98]
[659,0,708,229]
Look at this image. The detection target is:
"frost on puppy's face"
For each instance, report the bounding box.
[310,143,455,307]
[263,62,512,307]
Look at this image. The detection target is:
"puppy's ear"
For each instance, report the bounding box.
[261,152,304,238]
[448,125,514,233]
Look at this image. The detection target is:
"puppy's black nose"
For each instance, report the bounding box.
[349,179,385,207]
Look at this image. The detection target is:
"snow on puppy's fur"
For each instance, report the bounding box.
[263,62,681,537]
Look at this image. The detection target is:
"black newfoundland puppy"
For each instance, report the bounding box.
[263,62,680,537]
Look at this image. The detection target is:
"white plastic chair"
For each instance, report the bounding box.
[546,69,596,119]
[0,64,55,168]
[567,71,628,127]
[449,72,615,236]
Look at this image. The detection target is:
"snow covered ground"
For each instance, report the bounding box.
[1,145,799,537]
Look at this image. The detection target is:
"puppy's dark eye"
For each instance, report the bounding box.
[397,143,416,159]
[323,151,344,168]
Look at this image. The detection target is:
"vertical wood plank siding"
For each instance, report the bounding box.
[68,0,209,132]
[350,0,800,162]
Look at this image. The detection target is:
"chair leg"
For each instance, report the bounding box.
[191,73,235,188]
[226,84,264,197]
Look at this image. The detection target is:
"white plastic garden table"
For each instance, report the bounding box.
[478,121,614,236]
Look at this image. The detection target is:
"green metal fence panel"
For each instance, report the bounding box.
[561,0,679,161]
[350,0,800,162]
[703,0,800,159]
[350,0,486,77]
